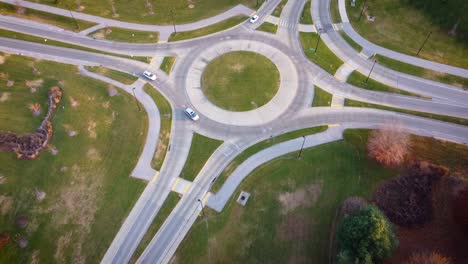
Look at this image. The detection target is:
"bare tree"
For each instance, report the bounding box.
[368,125,410,168]
[404,251,451,264]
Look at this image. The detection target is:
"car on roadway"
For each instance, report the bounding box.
[184,107,199,121]
[143,70,157,81]
[250,15,259,23]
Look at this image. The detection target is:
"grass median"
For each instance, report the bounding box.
[256,22,278,34]
[300,0,313,24]
[179,133,223,182]
[0,28,151,63]
[375,55,468,89]
[129,192,181,263]
[347,70,424,97]
[160,57,176,75]
[312,86,333,107]
[344,98,468,126]
[300,32,344,75]
[168,15,247,42]
[84,66,138,85]
[339,31,362,52]
[143,84,172,171]
[0,53,147,263]
[89,27,159,43]
[272,0,288,17]
[211,126,328,193]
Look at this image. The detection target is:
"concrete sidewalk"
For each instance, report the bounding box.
[207,126,344,211]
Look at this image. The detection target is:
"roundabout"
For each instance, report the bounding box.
[201,51,280,111]
[185,39,299,126]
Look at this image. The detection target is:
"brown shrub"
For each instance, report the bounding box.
[0,232,10,251]
[368,127,410,168]
[373,161,447,227]
[403,251,451,264]
[453,186,468,236]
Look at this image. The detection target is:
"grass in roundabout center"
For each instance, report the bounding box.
[0,53,147,262]
[174,130,468,263]
[201,51,280,111]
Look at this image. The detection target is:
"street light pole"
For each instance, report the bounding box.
[365,59,377,83]
[358,0,367,22]
[67,6,80,30]
[132,88,142,112]
[297,136,306,159]
[314,32,321,54]
[197,199,206,218]
[416,31,432,56]
[171,9,177,34]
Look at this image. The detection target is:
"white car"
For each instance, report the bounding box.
[249,15,259,23]
[143,70,157,81]
[184,107,199,121]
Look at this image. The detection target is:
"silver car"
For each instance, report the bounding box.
[184,107,199,121]
[143,70,157,81]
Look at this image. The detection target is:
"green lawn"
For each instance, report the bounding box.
[201,51,280,111]
[344,99,468,126]
[0,28,151,63]
[347,70,423,97]
[89,27,159,43]
[84,66,138,85]
[300,32,344,75]
[339,31,363,52]
[30,0,263,25]
[129,192,181,263]
[375,55,468,89]
[143,84,172,171]
[160,57,176,75]
[312,86,333,107]
[174,129,468,263]
[300,0,313,24]
[346,0,468,69]
[179,133,223,181]
[256,22,278,34]
[175,130,398,263]
[211,126,328,193]
[0,53,147,262]
[330,0,341,23]
[272,0,288,17]
[168,15,247,42]
[0,2,95,31]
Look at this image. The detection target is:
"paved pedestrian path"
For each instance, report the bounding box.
[207,126,344,211]
[334,63,355,82]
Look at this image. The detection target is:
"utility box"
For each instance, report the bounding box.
[237,191,251,206]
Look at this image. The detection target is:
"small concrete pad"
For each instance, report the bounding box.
[298,24,316,32]
[334,63,355,82]
[171,177,192,195]
[236,191,251,206]
[264,15,279,25]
